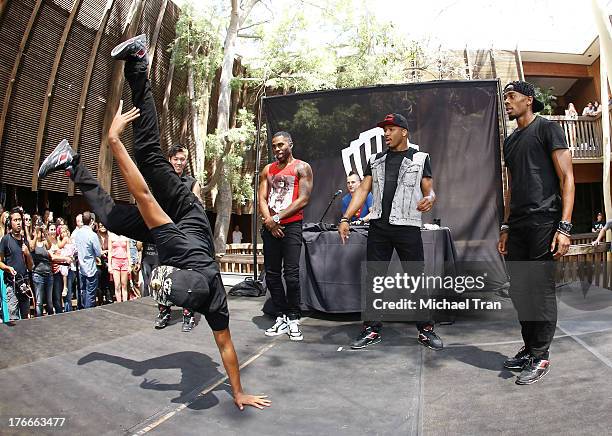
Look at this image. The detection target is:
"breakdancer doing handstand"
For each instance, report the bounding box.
[37,34,270,410]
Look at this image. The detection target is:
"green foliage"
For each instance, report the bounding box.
[534,86,557,115]
[169,1,223,95]
[174,93,188,112]
[241,0,468,93]
[203,109,257,204]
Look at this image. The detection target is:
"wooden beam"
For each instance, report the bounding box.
[0,0,42,160]
[0,0,10,23]
[32,0,84,191]
[68,0,116,196]
[522,61,590,78]
[159,58,174,145]
[97,0,145,194]
[147,0,168,77]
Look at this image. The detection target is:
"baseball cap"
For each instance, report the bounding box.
[150,265,210,311]
[376,113,409,130]
[503,81,545,113]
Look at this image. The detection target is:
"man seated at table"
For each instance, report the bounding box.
[341,171,372,223]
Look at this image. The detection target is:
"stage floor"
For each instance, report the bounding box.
[1,283,612,435]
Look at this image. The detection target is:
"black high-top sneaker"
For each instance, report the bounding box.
[38,139,78,179]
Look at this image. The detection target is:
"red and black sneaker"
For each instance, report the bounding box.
[515,357,550,385]
[418,327,444,351]
[154,306,171,329]
[111,34,148,61]
[350,327,381,349]
[38,139,77,179]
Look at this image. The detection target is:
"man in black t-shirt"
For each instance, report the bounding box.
[498,81,574,385]
[338,113,443,351]
[37,35,270,410]
[0,208,33,321]
[153,144,204,332]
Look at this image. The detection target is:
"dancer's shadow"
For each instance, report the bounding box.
[78,351,230,409]
[448,345,515,379]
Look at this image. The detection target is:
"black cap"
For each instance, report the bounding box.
[150,266,210,311]
[376,113,409,130]
[503,81,545,113]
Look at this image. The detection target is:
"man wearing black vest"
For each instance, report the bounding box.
[498,81,574,385]
[339,113,443,351]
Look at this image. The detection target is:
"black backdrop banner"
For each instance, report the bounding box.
[263,80,506,287]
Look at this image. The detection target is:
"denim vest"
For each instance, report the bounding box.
[369,150,429,227]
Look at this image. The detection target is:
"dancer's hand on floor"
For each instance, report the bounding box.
[234,392,271,410]
[109,100,141,140]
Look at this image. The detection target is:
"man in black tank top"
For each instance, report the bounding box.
[259,131,313,342]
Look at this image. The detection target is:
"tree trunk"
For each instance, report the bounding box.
[212,0,258,253]
[193,81,210,184]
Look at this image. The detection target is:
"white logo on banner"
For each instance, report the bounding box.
[341,127,384,178]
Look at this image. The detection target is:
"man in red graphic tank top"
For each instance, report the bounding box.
[258,131,313,342]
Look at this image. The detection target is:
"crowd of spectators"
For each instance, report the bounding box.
[0,204,150,323]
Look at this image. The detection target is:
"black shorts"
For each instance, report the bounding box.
[150,212,229,331]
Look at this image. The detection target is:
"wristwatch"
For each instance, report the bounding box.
[500,224,509,233]
[272,214,281,224]
[339,216,350,224]
[558,220,572,236]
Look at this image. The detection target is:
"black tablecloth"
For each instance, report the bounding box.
[263,224,457,314]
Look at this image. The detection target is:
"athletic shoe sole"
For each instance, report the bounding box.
[111,34,147,59]
[288,333,304,341]
[154,318,170,329]
[418,338,443,351]
[38,139,72,178]
[515,366,550,385]
[350,337,382,349]
[264,327,289,337]
[503,362,528,371]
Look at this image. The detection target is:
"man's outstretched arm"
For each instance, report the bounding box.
[212,328,271,410]
[338,175,372,244]
[107,101,171,230]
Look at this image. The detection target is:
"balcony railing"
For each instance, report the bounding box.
[543,114,604,160]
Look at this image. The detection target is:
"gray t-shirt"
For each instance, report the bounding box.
[32,244,51,275]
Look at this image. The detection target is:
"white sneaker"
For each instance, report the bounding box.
[265,316,288,336]
[287,318,303,341]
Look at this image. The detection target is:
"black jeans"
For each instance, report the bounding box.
[506,221,557,360]
[141,256,159,297]
[71,59,199,242]
[364,224,433,332]
[262,221,302,320]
